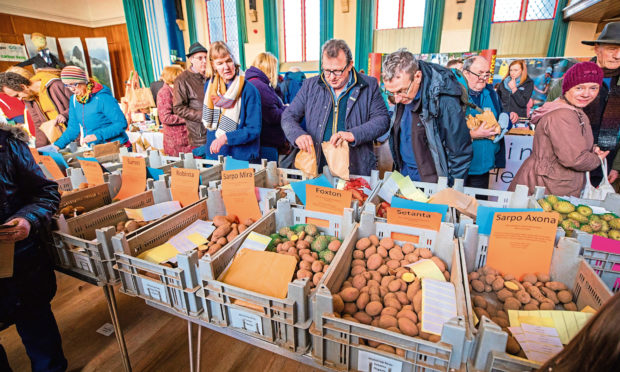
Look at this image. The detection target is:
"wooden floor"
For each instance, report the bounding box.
[1,272,320,372]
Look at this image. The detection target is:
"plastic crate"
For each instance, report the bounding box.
[197,199,356,354]
[310,210,470,371]
[572,230,620,293]
[460,224,613,372]
[55,183,112,226]
[454,181,530,209]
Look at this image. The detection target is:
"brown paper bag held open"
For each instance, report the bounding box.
[321,141,350,180]
[294,143,318,179]
[39,120,65,144]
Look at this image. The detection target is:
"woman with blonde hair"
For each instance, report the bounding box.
[496,59,534,118]
[199,41,261,161]
[158,65,191,155]
[246,52,289,157]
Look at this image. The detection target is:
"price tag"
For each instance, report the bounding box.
[357,350,403,372]
[387,207,442,231]
[221,169,261,222]
[171,168,200,207]
[115,157,146,200]
[79,159,105,185]
[39,155,65,180]
[229,308,264,335]
[486,212,558,279]
[306,185,352,215]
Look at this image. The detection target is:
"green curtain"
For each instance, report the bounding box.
[547,0,568,57]
[185,0,198,46]
[263,0,279,57]
[421,0,445,54]
[236,0,248,69]
[122,0,155,85]
[320,0,334,46]
[355,0,375,72]
[470,0,494,51]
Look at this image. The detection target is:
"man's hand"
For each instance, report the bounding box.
[210,134,227,154]
[329,131,355,147]
[509,112,519,124]
[83,134,97,143]
[609,169,619,184]
[0,218,31,243]
[295,134,314,153]
[470,123,497,139]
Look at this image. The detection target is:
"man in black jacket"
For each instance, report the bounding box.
[0,124,66,371]
[382,49,472,184]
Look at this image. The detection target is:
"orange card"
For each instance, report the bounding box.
[486,212,559,280]
[78,159,105,185]
[387,207,442,231]
[171,168,200,207]
[221,169,261,222]
[306,185,352,216]
[39,155,64,180]
[115,157,146,200]
[29,148,41,163]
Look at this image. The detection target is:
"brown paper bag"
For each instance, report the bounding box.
[294,143,318,179]
[93,142,120,157]
[321,141,350,180]
[39,119,65,144]
[0,242,14,278]
[428,188,479,219]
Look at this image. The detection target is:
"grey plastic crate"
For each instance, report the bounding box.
[572,230,620,293]
[197,198,356,354]
[310,210,470,371]
[461,224,613,371]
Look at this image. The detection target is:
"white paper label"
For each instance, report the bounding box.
[229,308,263,335]
[141,278,168,303]
[96,323,115,336]
[357,350,403,372]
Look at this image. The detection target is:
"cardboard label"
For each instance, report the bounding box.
[115,157,147,200]
[79,159,105,185]
[387,208,442,231]
[96,323,115,336]
[357,350,403,372]
[221,169,261,222]
[486,212,558,279]
[29,148,41,163]
[171,168,200,207]
[141,277,168,303]
[39,155,65,180]
[229,308,264,335]
[0,242,14,278]
[306,185,352,215]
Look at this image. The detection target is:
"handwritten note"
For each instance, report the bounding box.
[221,169,261,222]
[79,159,105,185]
[306,185,352,215]
[508,309,593,344]
[171,168,200,207]
[115,157,147,200]
[407,259,446,281]
[39,155,65,180]
[486,212,558,279]
[387,207,442,231]
[421,278,457,335]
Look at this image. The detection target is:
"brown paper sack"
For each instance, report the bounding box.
[0,242,14,278]
[39,120,65,144]
[93,142,120,157]
[294,143,318,178]
[321,141,350,180]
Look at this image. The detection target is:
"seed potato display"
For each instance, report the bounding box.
[468,265,578,358]
[196,215,255,259]
[331,235,450,354]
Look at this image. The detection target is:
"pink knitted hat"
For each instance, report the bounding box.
[562,62,603,95]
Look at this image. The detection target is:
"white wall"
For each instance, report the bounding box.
[0,0,125,27]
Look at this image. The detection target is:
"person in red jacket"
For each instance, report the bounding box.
[157,66,192,156]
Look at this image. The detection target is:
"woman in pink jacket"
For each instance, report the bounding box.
[157,66,192,156]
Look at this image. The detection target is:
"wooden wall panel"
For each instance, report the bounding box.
[489,20,554,57]
[0,13,131,98]
[373,28,424,55]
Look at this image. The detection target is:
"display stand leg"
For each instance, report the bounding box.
[196,325,202,371]
[102,285,132,372]
[188,321,195,372]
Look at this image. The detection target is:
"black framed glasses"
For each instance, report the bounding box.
[322,65,349,77]
[385,79,414,98]
[465,69,491,81]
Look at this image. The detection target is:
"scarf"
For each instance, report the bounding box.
[202,72,244,138]
[503,76,521,91]
[76,80,104,104]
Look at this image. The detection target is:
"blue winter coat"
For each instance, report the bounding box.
[54,86,129,149]
[280,71,306,104]
[245,66,287,150]
[281,70,390,176]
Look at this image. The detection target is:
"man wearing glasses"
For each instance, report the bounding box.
[282,39,389,176]
[382,49,472,183]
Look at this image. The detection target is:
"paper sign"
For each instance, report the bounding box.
[591,234,620,255]
[79,159,105,185]
[407,259,446,281]
[168,220,216,255]
[398,176,429,202]
[509,324,563,364]
[477,206,539,235]
[229,308,264,335]
[377,175,400,202]
[421,278,457,335]
[93,142,119,157]
[239,232,272,252]
[391,197,448,221]
[306,185,352,215]
[115,157,147,200]
[486,212,558,279]
[357,350,403,372]
[39,155,65,179]
[40,150,69,170]
[290,175,332,205]
[171,168,200,207]
[387,207,442,231]
[187,232,208,246]
[518,316,556,328]
[147,166,165,181]
[29,148,41,163]
[37,144,58,153]
[221,169,262,222]
[224,156,250,171]
[0,242,14,278]
[508,309,593,344]
[137,242,179,264]
[96,323,115,336]
[125,201,182,222]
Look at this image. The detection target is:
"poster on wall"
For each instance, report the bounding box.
[58,37,88,73]
[489,135,534,191]
[23,34,59,59]
[0,43,28,62]
[85,37,114,96]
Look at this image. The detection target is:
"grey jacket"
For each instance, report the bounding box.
[281,70,390,176]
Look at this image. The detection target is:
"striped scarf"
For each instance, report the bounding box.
[202,72,244,138]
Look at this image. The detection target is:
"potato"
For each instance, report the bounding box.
[526,285,546,303]
[380,238,394,249]
[381,307,398,318]
[484,274,496,285]
[343,302,357,315]
[523,303,539,311]
[471,279,485,293]
[332,294,345,313]
[352,259,366,267]
[352,275,366,290]
[397,309,418,323]
[474,307,490,320]
[536,272,550,282]
[504,297,521,311]
[386,260,400,270]
[367,235,379,246]
[355,292,376,310]
[238,224,248,233]
[212,224,232,240]
[385,298,402,311]
[365,301,383,316]
[298,248,311,257]
[395,291,409,305]
[354,312,372,325]
[124,220,140,232]
[313,272,323,286]
[497,289,513,302]
[540,287,559,304]
[429,256,446,272]
[296,241,310,250]
[340,287,360,302]
[486,303,498,317]
[297,269,313,280]
[356,238,371,250]
[504,281,520,292]
[397,317,418,337]
[389,247,404,261]
[301,254,316,263]
[491,277,505,292]
[364,246,377,259]
[496,310,508,320]
[299,261,312,271]
[413,291,422,314]
[213,215,229,227]
[473,295,487,308]
[506,335,521,355]
[563,302,577,311]
[522,273,537,284]
[224,215,238,223]
[376,344,396,354]
[377,246,389,258]
[384,279,399,293]
[469,272,480,281]
[379,315,398,329]
[377,265,389,276]
[353,250,365,260]
[491,316,509,328]
[342,281,352,288]
[540,301,555,310]
[367,254,383,270]
[515,290,531,304]
[351,265,366,276]
[443,271,450,281]
[328,240,341,252]
[557,290,573,304]
[405,253,419,263]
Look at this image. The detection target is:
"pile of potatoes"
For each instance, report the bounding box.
[58,182,95,197]
[468,266,576,356]
[331,235,450,355]
[114,219,149,234]
[195,215,255,259]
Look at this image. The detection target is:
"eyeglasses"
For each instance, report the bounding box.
[385,79,414,98]
[465,69,491,81]
[322,65,349,77]
[64,83,78,88]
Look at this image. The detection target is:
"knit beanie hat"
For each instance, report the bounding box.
[562,61,603,95]
[60,65,88,85]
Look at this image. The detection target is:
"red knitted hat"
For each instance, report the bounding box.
[562,61,603,95]
[60,65,88,85]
